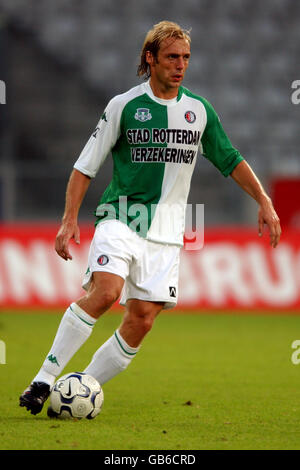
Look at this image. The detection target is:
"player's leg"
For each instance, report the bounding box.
[83,238,179,386]
[118,299,163,347]
[19,272,123,415]
[83,299,164,384]
[33,271,124,385]
[20,220,131,414]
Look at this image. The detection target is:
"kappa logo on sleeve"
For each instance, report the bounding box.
[92,111,107,138]
[92,126,99,138]
[101,111,107,122]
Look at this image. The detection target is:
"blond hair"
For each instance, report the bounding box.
[137,21,191,79]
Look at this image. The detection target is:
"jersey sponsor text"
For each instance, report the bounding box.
[126,128,201,145]
[131,147,196,164]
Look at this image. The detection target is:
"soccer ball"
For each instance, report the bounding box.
[48,372,104,419]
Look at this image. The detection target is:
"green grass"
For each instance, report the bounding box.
[0,310,300,450]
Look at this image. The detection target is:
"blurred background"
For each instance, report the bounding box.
[0,0,299,310]
[0,0,299,224]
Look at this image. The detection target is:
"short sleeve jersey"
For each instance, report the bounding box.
[74,80,243,246]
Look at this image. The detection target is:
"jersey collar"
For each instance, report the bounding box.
[143,80,183,107]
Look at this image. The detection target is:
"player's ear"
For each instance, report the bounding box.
[145,50,155,67]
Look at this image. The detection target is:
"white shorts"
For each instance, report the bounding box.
[82,219,181,309]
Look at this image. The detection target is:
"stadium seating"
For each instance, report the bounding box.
[0,0,299,223]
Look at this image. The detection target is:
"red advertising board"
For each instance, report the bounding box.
[271,178,300,228]
[0,223,300,311]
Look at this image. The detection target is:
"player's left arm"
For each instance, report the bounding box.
[230,160,281,248]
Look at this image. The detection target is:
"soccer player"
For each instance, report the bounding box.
[20,21,281,415]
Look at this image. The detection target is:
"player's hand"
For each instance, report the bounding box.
[55,220,80,260]
[258,198,281,248]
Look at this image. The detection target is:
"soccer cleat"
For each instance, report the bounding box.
[19,381,51,415]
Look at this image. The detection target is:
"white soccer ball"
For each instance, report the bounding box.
[49,372,104,419]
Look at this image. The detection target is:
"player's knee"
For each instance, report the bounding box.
[138,315,154,335]
[130,310,156,334]
[125,316,153,338]
[125,300,163,337]
[88,289,119,315]
[99,290,119,310]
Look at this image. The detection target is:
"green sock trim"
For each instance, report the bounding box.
[70,305,94,327]
[114,331,137,356]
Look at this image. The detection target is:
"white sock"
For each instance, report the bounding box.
[84,329,140,385]
[33,303,97,387]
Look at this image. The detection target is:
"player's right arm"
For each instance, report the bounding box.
[55,94,123,261]
[55,169,91,261]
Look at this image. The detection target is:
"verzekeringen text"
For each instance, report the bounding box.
[131,147,196,164]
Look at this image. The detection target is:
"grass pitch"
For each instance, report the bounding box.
[0,310,300,450]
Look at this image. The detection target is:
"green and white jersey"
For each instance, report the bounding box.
[74,80,243,246]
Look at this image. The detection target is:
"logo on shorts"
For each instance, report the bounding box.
[134,108,152,122]
[169,286,177,298]
[184,110,196,124]
[97,254,109,266]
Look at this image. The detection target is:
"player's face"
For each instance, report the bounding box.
[147,37,191,98]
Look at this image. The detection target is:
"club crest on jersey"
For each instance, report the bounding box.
[134,108,152,122]
[97,254,109,266]
[184,110,196,124]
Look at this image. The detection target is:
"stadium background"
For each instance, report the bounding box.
[0,0,299,311]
